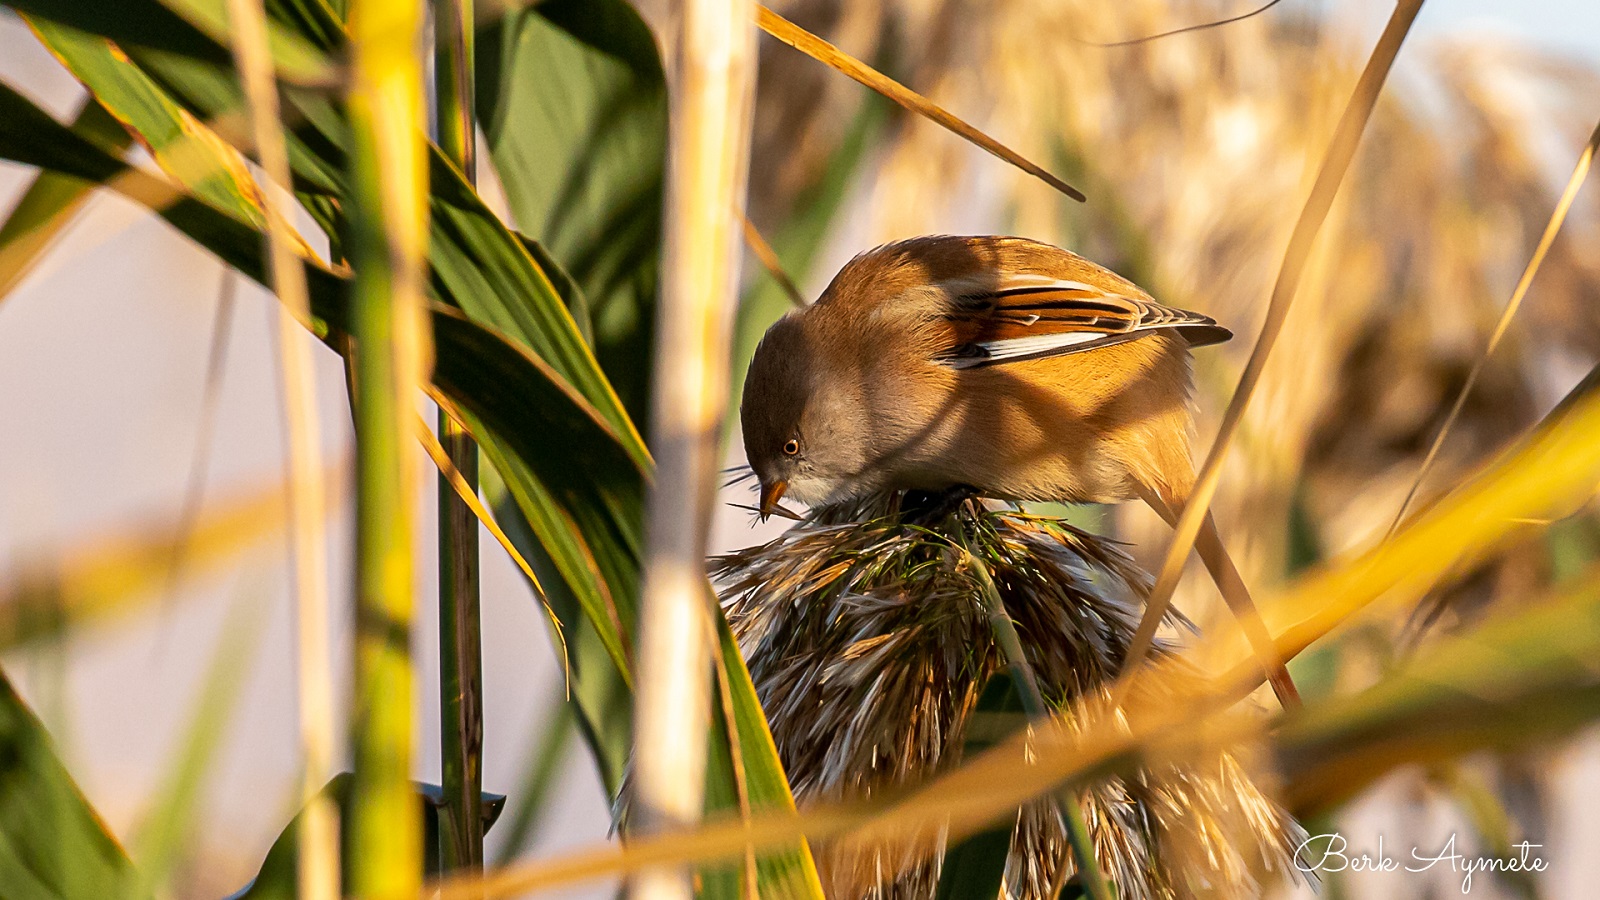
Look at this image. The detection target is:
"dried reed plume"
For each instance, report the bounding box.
[715,494,1305,898]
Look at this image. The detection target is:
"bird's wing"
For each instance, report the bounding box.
[935,274,1232,368]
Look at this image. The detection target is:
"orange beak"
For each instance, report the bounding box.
[758,479,789,520]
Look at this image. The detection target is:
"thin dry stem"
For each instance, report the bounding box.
[1076,0,1290,48]
[223,0,337,894]
[631,1,758,898]
[741,213,806,307]
[756,5,1085,202]
[1119,0,1426,697]
[1385,118,1600,540]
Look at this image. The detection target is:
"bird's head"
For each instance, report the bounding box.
[740,313,874,518]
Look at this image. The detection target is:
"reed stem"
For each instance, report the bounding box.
[432,0,484,874]
[345,0,430,895]
[961,542,1112,900]
[630,1,757,898]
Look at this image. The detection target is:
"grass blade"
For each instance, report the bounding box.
[1385,117,1600,540]
[6,0,229,69]
[933,675,1021,900]
[756,5,1084,203]
[1119,0,1426,692]
[1276,570,1600,816]
[960,546,1110,900]
[131,593,265,894]
[0,97,131,302]
[0,667,144,898]
[27,18,276,235]
[0,471,323,649]
[739,215,804,308]
[414,406,569,677]
[155,0,332,83]
[490,690,575,867]
[475,0,668,424]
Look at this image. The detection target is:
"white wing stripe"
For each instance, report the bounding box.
[957,331,1104,365]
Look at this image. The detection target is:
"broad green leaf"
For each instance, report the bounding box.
[481,463,635,793]
[0,666,145,899]
[0,68,823,894]
[424,152,648,465]
[31,20,652,688]
[7,0,329,83]
[467,357,640,802]
[0,97,132,300]
[117,26,657,639]
[124,15,659,789]
[0,70,649,753]
[478,0,667,423]
[0,82,644,660]
[226,774,508,900]
[518,233,594,344]
[155,0,331,82]
[4,0,228,70]
[113,5,646,454]
[431,310,643,681]
[30,19,272,233]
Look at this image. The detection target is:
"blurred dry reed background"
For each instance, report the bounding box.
[1,0,1599,898]
[727,0,1600,894]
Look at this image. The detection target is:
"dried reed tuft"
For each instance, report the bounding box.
[715,494,1305,899]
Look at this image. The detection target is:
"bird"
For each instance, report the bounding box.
[739,234,1299,708]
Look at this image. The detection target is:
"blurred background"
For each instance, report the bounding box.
[3,0,1599,897]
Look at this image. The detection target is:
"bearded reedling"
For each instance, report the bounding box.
[740,235,1299,707]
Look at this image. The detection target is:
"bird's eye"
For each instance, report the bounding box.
[782,439,800,456]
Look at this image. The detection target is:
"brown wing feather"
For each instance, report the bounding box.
[941,280,1231,366]
[808,235,1231,365]
[950,288,1143,342]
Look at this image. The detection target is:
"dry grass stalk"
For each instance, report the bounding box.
[1119,0,1425,690]
[755,5,1085,202]
[1386,117,1600,539]
[222,0,337,895]
[715,496,1304,898]
[742,212,807,307]
[632,0,759,898]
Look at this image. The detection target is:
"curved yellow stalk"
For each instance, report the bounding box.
[344,0,430,896]
[631,1,758,898]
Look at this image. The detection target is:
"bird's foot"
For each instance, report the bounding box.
[899,484,980,526]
